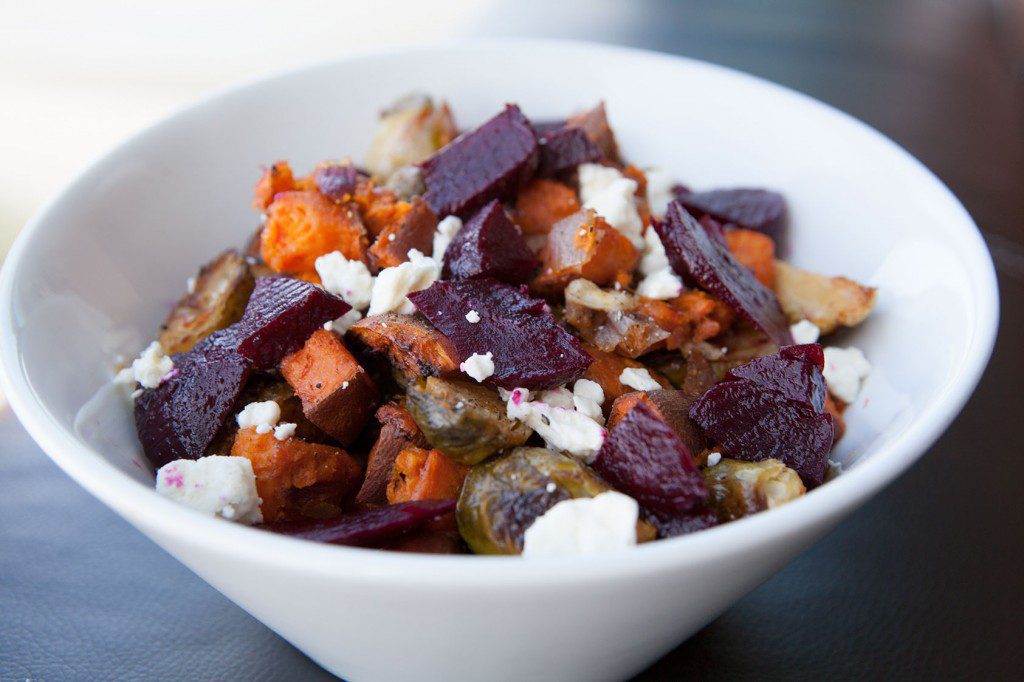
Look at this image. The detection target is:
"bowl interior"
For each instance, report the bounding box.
[0,42,997,559]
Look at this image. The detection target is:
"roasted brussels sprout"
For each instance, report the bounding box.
[158,249,254,354]
[406,377,531,465]
[364,94,457,178]
[774,260,876,334]
[704,458,806,522]
[457,447,615,554]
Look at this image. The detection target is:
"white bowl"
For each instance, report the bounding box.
[0,40,998,682]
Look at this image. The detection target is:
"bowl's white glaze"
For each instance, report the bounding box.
[0,40,998,682]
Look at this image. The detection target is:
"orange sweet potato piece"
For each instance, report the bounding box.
[512,178,580,235]
[260,190,369,277]
[280,329,379,446]
[349,312,461,384]
[368,198,439,270]
[352,181,412,238]
[580,343,671,413]
[253,161,297,210]
[356,401,429,506]
[636,290,736,347]
[725,228,776,287]
[386,446,469,504]
[531,210,639,296]
[231,427,363,523]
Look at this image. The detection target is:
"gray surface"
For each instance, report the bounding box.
[3,0,1024,679]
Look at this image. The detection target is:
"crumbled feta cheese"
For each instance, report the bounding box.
[273,423,297,441]
[236,400,282,435]
[186,276,197,294]
[315,251,374,310]
[325,308,363,335]
[367,249,441,316]
[115,341,175,389]
[539,387,575,410]
[636,268,683,300]
[644,166,676,218]
[387,233,396,242]
[828,458,844,477]
[156,456,263,524]
[823,346,872,403]
[432,215,463,262]
[790,319,821,345]
[465,309,481,323]
[619,367,661,391]
[460,352,495,383]
[522,491,638,557]
[578,163,644,248]
[505,387,606,462]
[639,225,670,276]
[572,379,605,423]
[706,451,723,467]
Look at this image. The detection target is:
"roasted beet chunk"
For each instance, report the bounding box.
[689,344,834,487]
[408,278,592,390]
[655,202,792,346]
[593,401,707,517]
[314,163,361,200]
[266,499,456,546]
[675,187,787,245]
[134,330,252,468]
[421,104,539,218]
[443,199,538,284]
[235,277,351,370]
[537,126,602,177]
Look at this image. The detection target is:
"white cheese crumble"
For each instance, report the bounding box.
[315,251,374,311]
[644,166,676,219]
[636,267,683,300]
[115,341,174,389]
[522,491,639,557]
[539,387,575,410]
[823,346,872,403]
[155,456,263,524]
[325,308,363,335]
[790,319,821,345]
[460,351,495,383]
[639,225,670,275]
[505,387,606,462]
[572,379,605,423]
[273,423,297,441]
[577,163,644,248]
[186,276,197,294]
[236,400,282,435]
[706,451,723,467]
[432,215,463,261]
[367,249,441,316]
[619,367,661,391]
[465,309,481,323]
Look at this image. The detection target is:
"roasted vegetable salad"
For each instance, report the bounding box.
[119,95,877,556]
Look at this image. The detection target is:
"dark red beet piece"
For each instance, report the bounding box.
[408,278,592,390]
[593,401,707,516]
[442,199,538,284]
[655,202,792,346]
[235,277,351,370]
[134,330,252,468]
[266,499,456,546]
[674,187,787,245]
[644,506,719,539]
[689,347,834,487]
[779,343,824,368]
[537,126,602,177]
[314,164,361,200]
[421,104,539,218]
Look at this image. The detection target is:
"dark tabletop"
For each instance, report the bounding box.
[3,1,1023,679]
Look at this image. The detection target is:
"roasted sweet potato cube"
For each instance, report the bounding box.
[387,446,470,504]
[348,312,461,384]
[725,228,775,287]
[369,198,439,270]
[352,181,413,238]
[606,388,706,455]
[356,401,429,506]
[253,161,297,210]
[531,210,639,296]
[512,178,580,235]
[636,291,736,348]
[280,329,380,446]
[260,190,369,277]
[158,250,254,354]
[231,427,363,523]
[774,260,877,334]
[580,343,671,413]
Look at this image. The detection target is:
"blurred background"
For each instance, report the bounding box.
[2,1,1023,679]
